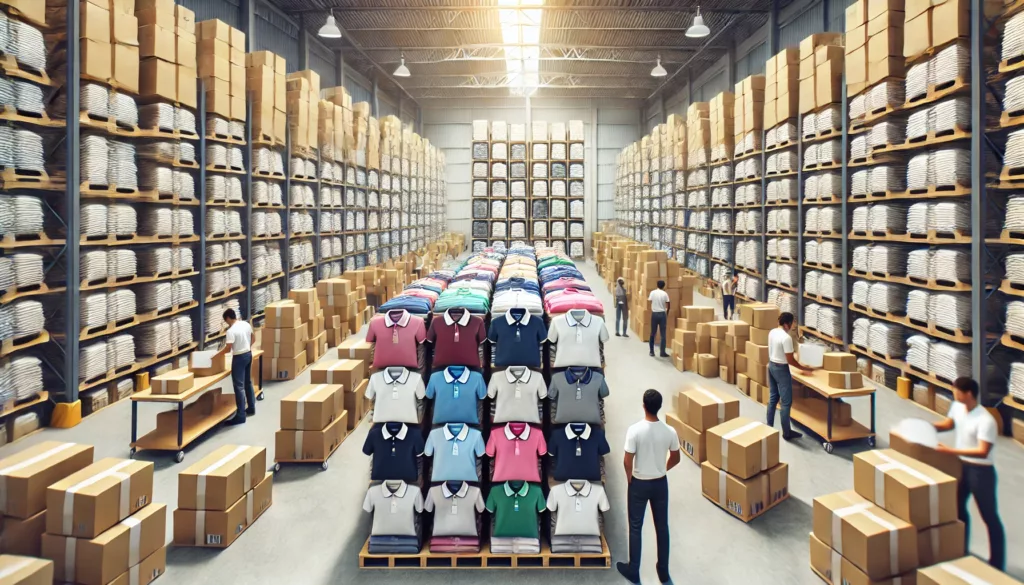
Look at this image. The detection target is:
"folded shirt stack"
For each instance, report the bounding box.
[490,537,540,554]
[368,535,421,554]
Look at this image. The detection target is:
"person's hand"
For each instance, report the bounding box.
[801,368,814,375]
[935,444,954,455]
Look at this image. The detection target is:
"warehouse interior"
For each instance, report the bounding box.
[0,0,1021,584]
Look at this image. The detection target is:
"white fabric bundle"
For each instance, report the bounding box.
[871,120,905,148]
[851,169,869,197]
[871,165,907,194]
[1004,77,1024,115]
[869,321,907,357]
[870,203,909,233]
[106,333,135,369]
[907,202,930,234]
[869,244,912,275]
[906,61,930,101]
[0,356,43,403]
[930,201,970,234]
[929,341,971,382]
[817,207,841,233]
[931,249,970,283]
[931,149,970,189]
[107,249,136,279]
[1002,11,1024,63]
[932,42,969,87]
[0,194,42,236]
[850,135,869,160]
[1005,129,1024,168]
[80,293,107,328]
[1008,253,1024,285]
[853,317,871,348]
[931,293,971,331]
[136,321,172,357]
[852,205,869,233]
[139,162,174,195]
[817,307,842,338]
[907,289,930,323]
[81,135,109,185]
[818,273,842,299]
[767,178,795,203]
[140,206,174,237]
[804,174,819,202]
[1012,363,1024,402]
[776,121,798,144]
[852,279,870,307]
[850,93,866,120]
[906,109,928,142]
[79,341,108,381]
[805,207,819,233]
[816,106,841,134]
[868,282,907,313]
[107,204,136,236]
[907,248,933,280]
[139,103,174,131]
[226,211,242,234]
[80,203,108,237]
[137,281,172,312]
[205,116,229,138]
[907,334,932,372]
[931,97,971,134]
[803,112,818,137]
[106,288,135,323]
[175,107,196,134]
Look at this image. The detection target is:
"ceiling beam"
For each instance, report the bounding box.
[400,72,660,89]
[355,44,728,51]
[402,71,659,78]
[341,27,736,32]
[296,5,768,14]
[647,15,739,100]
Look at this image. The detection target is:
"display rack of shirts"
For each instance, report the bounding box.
[488,366,547,424]
[548,367,609,425]
[364,480,424,552]
[424,423,486,482]
[491,287,544,315]
[488,308,547,368]
[425,481,485,541]
[547,480,610,538]
[365,309,427,369]
[434,287,491,314]
[486,481,546,540]
[363,422,425,482]
[544,288,605,314]
[496,276,540,295]
[547,310,609,368]
[486,422,547,482]
[548,423,610,481]
[425,366,487,425]
[426,308,487,368]
[366,366,426,424]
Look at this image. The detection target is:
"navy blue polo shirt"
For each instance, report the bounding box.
[488,308,547,368]
[362,422,425,481]
[547,423,610,481]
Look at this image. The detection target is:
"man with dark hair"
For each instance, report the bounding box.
[722,271,738,320]
[647,280,670,358]
[617,389,681,584]
[767,311,814,441]
[933,377,1005,569]
[615,277,629,337]
[214,308,256,425]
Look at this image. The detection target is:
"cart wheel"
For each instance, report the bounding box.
[321,461,329,471]
[129,448,136,459]
[273,463,281,473]
[867,437,876,447]
[823,442,834,454]
[175,451,185,463]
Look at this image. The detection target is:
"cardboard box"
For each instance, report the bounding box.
[262,352,307,381]
[868,0,902,20]
[280,384,343,431]
[736,373,750,395]
[310,359,364,389]
[175,4,195,33]
[345,379,368,430]
[229,26,245,50]
[904,10,932,57]
[41,503,166,585]
[0,442,94,519]
[266,336,305,360]
[678,386,740,432]
[82,2,111,43]
[847,0,868,26]
[800,32,844,61]
[46,459,154,538]
[198,53,230,82]
[828,371,864,389]
[931,0,967,48]
[808,532,918,585]
[230,47,245,67]
[230,64,245,96]
[82,39,112,82]
[853,449,957,527]
[768,462,789,504]
[816,60,843,106]
[177,65,197,107]
[139,57,175,100]
[667,413,705,464]
[918,521,966,567]
[868,56,905,84]
[305,331,327,363]
[706,417,780,480]
[0,509,45,556]
[265,301,302,328]
[812,490,918,579]
[177,445,266,511]
[274,416,347,462]
[685,306,715,322]
[263,324,307,345]
[750,327,772,346]
[198,19,230,43]
[823,352,857,372]
[111,43,139,93]
[917,556,1021,585]
[0,556,52,585]
[799,76,817,114]
[188,350,226,377]
[888,429,962,480]
[700,461,770,521]
[746,358,769,387]
[139,24,174,62]
[175,34,198,68]
[697,354,719,377]
[337,339,372,362]
[111,10,138,46]
[205,87,230,117]
[173,472,272,547]
[150,370,194,395]
[750,306,780,329]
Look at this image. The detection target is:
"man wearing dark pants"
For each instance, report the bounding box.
[215,308,256,425]
[618,389,681,584]
[615,277,629,337]
[933,377,1006,570]
[722,271,738,320]
[767,312,813,441]
[647,280,670,358]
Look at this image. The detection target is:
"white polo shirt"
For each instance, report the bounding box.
[487,366,547,424]
[546,480,610,537]
[948,401,998,465]
[547,311,609,368]
[365,367,426,424]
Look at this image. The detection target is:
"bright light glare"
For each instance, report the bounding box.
[498,0,543,96]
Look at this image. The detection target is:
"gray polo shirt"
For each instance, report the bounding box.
[363,480,424,536]
[547,311,609,368]
[424,482,485,537]
[548,368,608,424]
[488,366,547,424]
[546,480,610,536]
[366,367,426,424]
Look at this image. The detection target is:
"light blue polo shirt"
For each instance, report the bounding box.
[425,423,485,482]
[425,366,487,424]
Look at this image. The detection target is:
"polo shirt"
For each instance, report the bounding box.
[366,310,427,369]
[540,266,583,281]
[488,366,547,424]
[496,277,541,295]
[363,423,424,482]
[491,289,544,315]
[547,423,610,481]
[379,296,433,314]
[363,480,423,537]
[548,368,609,424]
[545,290,605,315]
[488,309,547,368]
[424,423,485,481]
[542,277,591,292]
[485,481,546,539]
[538,256,575,269]
[425,367,486,424]
[486,422,546,482]
[546,480,610,537]
[366,367,426,424]
[425,482,485,537]
[426,309,487,368]
[547,311,609,368]
[448,280,493,293]
[434,288,490,313]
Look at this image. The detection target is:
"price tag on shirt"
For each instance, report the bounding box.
[514,385,521,399]
[575,498,582,512]
[515,328,521,342]
[514,442,520,456]
[576,386,582,400]
[454,327,460,343]
[451,502,458,515]
[451,442,459,456]
[514,499,519,512]
[453,384,460,399]
[390,500,398,514]
[392,328,400,344]
[575,444,582,457]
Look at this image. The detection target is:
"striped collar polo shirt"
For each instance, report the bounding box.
[547,423,610,481]
[488,309,547,368]
[548,367,609,425]
[425,482,485,537]
[425,367,487,425]
[487,366,547,424]
[547,311,609,368]
[485,481,546,539]
[362,422,424,482]
[363,480,424,537]
[365,367,426,424]
[424,423,486,482]
[546,480,610,537]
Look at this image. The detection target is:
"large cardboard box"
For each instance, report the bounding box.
[177,445,266,511]
[198,53,229,82]
[706,417,780,480]
[746,358,769,387]
[139,24,174,62]
[853,449,957,528]
[904,11,932,57]
[700,461,770,521]
[812,490,918,579]
[0,556,52,585]
[888,429,962,480]
[823,352,857,372]
[918,521,966,567]
[173,472,272,547]
[274,416,347,462]
[111,43,139,93]
[46,459,154,538]
[678,386,740,432]
[198,19,231,43]
[828,371,864,389]
[82,1,111,43]
[667,413,706,464]
[40,504,166,585]
[107,546,165,585]
[750,306,780,329]
[917,556,1023,585]
[0,510,46,556]
[750,327,770,346]
[345,379,368,430]
[82,39,113,82]
[188,350,226,377]
[151,370,194,395]
[931,0,968,48]
[266,336,306,360]
[265,301,302,328]
[745,340,770,365]
[337,339,372,363]
[697,354,719,377]
[0,442,94,519]
[310,359,364,389]
[177,65,197,107]
[280,384,343,431]
[139,58,176,101]
[262,351,307,381]
[808,532,917,585]
[263,324,307,345]
[816,60,843,106]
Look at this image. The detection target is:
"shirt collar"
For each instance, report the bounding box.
[443,366,470,384]
[384,367,411,385]
[381,423,408,441]
[565,367,593,385]
[381,480,408,498]
[565,310,593,327]
[383,310,411,328]
[503,481,530,497]
[441,481,469,499]
[505,309,531,326]
[564,423,592,441]
[563,480,592,497]
[505,367,532,384]
[443,308,471,327]
[504,422,531,441]
[443,423,470,442]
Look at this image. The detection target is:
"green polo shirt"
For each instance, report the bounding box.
[485,481,545,538]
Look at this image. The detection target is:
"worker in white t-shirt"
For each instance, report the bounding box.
[933,377,1006,570]
[766,312,814,441]
[215,308,256,425]
[647,280,671,358]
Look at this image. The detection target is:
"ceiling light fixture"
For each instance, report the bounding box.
[686,6,711,38]
[318,12,342,39]
[651,56,667,77]
[393,53,411,77]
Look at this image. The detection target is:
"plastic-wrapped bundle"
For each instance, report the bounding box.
[6,17,45,72]
[805,207,819,234]
[139,103,175,131]
[712,186,733,207]
[175,107,196,134]
[818,207,841,233]
[79,341,108,381]
[551,180,566,196]
[228,146,244,170]
[869,203,909,234]
[851,279,870,307]
[930,293,971,332]
[711,164,732,184]
[1005,196,1024,232]
[532,220,548,237]
[931,97,971,134]
[107,333,135,369]
[930,149,970,188]
[852,205,869,233]
[906,289,930,323]
[137,281,172,313]
[851,245,870,273]
[1002,11,1024,63]
[869,244,912,275]
[906,61,930,101]
[871,165,906,194]
[80,135,109,185]
[906,334,932,372]
[930,201,969,234]
[871,120,904,148]
[107,140,137,189]
[929,341,971,383]
[107,204,136,236]
[140,206,174,237]
[907,248,933,280]
[931,249,970,283]
[851,169,869,197]
[852,317,871,348]
[869,321,907,357]
[767,178,795,203]
[868,282,907,313]
[80,203,108,238]
[139,162,174,195]
[1004,77,1024,115]
[80,292,108,328]
[816,273,841,300]
[907,202,930,234]
[932,42,968,87]
[1005,129,1024,168]
[817,106,841,134]
[850,93,867,120]
[850,134,869,161]
[225,210,242,234]
[776,121,798,145]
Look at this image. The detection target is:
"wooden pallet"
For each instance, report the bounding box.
[847,184,971,201]
[0,330,49,357]
[206,284,246,303]
[802,161,841,171]
[0,282,63,304]
[902,125,970,147]
[0,105,62,128]
[80,315,140,341]
[766,139,796,152]
[0,232,64,249]
[904,77,967,109]
[0,167,63,191]
[206,164,245,175]
[205,133,246,146]
[253,170,286,180]
[0,53,52,86]
[358,537,610,569]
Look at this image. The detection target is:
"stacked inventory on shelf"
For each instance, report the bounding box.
[685,101,711,278]
[283,70,320,300]
[731,75,767,302]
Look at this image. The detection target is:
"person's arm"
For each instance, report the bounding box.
[623,451,635,485]
[933,417,955,432]
[936,439,992,459]
[666,449,681,472]
[785,351,813,375]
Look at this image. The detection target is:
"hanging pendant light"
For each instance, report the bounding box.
[319,12,342,39]
[651,56,667,77]
[394,53,411,77]
[686,6,711,38]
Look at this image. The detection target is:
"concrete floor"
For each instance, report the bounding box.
[3,260,1022,585]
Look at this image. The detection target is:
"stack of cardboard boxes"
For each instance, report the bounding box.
[380,115,403,175]
[845,0,905,97]
[247,50,287,144]
[286,70,320,153]
[43,457,165,584]
[765,48,800,130]
[666,386,740,465]
[733,303,785,403]
[798,33,844,115]
[317,278,359,341]
[671,306,713,373]
[262,300,308,381]
[78,0,138,93]
[686,101,711,166]
[704,320,750,384]
[667,113,686,171]
[310,356,367,432]
[276,384,349,463]
[323,86,353,162]
[337,338,373,426]
[173,445,272,548]
[351,102,372,166]
[137,0,196,107]
[628,250,689,341]
[904,0,998,61]
[733,75,766,152]
[700,417,789,522]
[292,288,327,363]
[709,91,735,161]
[197,19,246,122]
[318,98,349,163]
[810,448,964,583]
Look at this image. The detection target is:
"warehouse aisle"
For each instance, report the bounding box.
[2,260,1022,584]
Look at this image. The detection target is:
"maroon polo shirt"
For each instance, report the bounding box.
[427,308,486,368]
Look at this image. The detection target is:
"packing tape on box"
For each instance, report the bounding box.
[720,421,763,472]
[830,548,843,585]
[194,511,206,546]
[274,306,284,320]
[123,515,142,566]
[939,562,989,585]
[929,529,941,561]
[196,445,250,509]
[832,501,901,576]
[63,537,77,582]
[325,360,352,384]
[873,451,940,526]
[63,460,135,535]
[246,489,254,525]
[831,501,871,555]
[696,388,726,422]
[294,431,303,460]
[129,562,141,585]
[835,372,856,389]
[0,442,78,513]
[717,468,726,502]
[0,557,35,580]
[296,384,329,425]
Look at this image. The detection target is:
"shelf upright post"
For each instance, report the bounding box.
[796,113,804,322]
[63,0,82,404]
[314,150,321,274]
[761,128,768,302]
[283,124,291,298]
[970,0,989,398]
[244,96,254,319]
[197,81,208,348]
[840,79,850,346]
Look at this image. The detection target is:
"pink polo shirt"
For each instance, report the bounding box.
[486,422,546,482]
[544,289,605,315]
[542,277,590,293]
[366,310,427,368]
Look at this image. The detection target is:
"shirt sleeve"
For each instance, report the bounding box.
[225,328,236,346]
[537,321,548,344]
[547,320,559,343]
[547,434,559,458]
[425,320,437,344]
[414,490,424,513]
[599,377,610,399]
[624,426,637,454]
[423,432,435,456]
[474,491,485,513]
[487,376,499,399]
[365,377,377,400]
[648,291,656,301]
[668,424,681,451]
[547,379,559,400]
[978,412,999,445]
[598,488,611,512]
[485,429,497,457]
[365,321,377,343]
[536,376,548,399]
[598,433,611,456]
[535,491,546,513]
[598,320,610,343]
[412,431,425,456]
[546,490,558,513]
[424,375,436,399]
[473,432,486,457]
[782,334,794,354]
[487,320,499,344]
[947,401,962,419]
[424,490,435,513]
[414,378,426,399]
[362,490,375,513]
[414,319,427,344]
[535,430,548,456]
[475,376,487,399]
[485,487,496,512]
[475,319,487,344]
